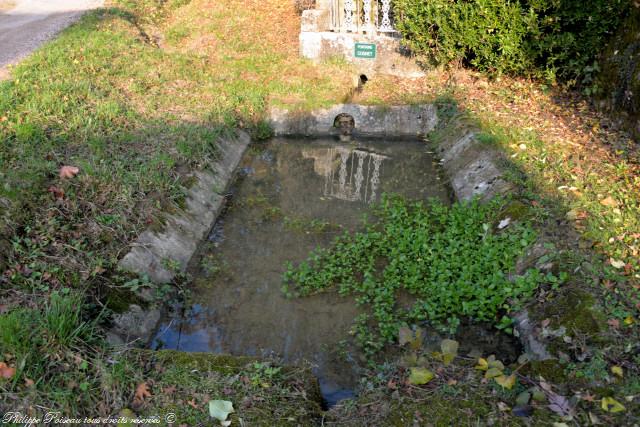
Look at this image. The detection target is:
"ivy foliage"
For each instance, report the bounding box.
[283,196,562,355]
[394,0,632,86]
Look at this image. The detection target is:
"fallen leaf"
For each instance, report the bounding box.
[133,382,151,407]
[512,405,533,417]
[59,165,80,179]
[440,339,459,365]
[624,315,634,326]
[601,397,625,413]
[611,366,624,378]
[47,186,65,199]
[398,326,423,350]
[588,412,601,425]
[600,196,618,207]
[487,355,504,370]
[398,326,413,346]
[408,367,434,385]
[516,391,531,405]
[475,357,488,371]
[209,400,234,422]
[119,408,136,421]
[485,368,503,379]
[547,392,575,418]
[497,401,510,412]
[24,378,34,387]
[498,218,511,229]
[0,362,16,379]
[566,209,580,220]
[531,387,547,402]
[610,258,626,269]
[495,374,516,390]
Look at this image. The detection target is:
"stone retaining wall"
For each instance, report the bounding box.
[269,103,438,138]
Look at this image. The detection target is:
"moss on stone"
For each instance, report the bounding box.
[499,200,531,222]
[540,289,607,339]
[387,395,495,426]
[104,287,145,314]
[522,360,568,384]
[150,349,257,374]
[124,349,323,426]
[330,383,557,426]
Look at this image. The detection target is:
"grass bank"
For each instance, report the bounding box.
[0,0,352,419]
[1,0,639,424]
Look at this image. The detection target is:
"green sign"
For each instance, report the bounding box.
[354,43,376,59]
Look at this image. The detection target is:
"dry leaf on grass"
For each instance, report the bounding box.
[133,382,152,407]
[59,165,80,179]
[47,186,65,199]
[0,362,16,379]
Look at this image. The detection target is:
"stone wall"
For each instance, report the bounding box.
[269,103,438,138]
[299,3,425,78]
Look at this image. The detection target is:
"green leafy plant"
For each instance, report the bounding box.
[283,196,562,356]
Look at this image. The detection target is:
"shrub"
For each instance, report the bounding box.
[394,0,632,86]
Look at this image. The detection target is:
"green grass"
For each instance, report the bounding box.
[0,291,111,413]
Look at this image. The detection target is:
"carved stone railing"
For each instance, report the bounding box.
[327,0,396,34]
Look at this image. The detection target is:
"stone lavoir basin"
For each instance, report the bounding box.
[151,137,446,404]
[151,136,517,406]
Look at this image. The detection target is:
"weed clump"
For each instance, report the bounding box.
[283,196,563,356]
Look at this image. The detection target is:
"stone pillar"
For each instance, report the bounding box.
[316,0,332,10]
[301,9,330,32]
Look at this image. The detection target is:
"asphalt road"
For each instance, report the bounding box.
[0,0,103,77]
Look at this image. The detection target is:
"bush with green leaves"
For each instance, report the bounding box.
[283,196,562,356]
[394,0,632,86]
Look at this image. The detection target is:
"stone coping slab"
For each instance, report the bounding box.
[118,131,251,284]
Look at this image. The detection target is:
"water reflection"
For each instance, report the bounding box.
[302,147,389,204]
